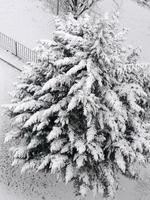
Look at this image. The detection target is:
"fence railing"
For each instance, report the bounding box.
[0,32,38,63]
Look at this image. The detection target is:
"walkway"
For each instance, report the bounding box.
[0,49,23,71]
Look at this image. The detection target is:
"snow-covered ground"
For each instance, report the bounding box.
[0,0,150,200]
[0,0,55,48]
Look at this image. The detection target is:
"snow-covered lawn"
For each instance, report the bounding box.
[0,0,55,48]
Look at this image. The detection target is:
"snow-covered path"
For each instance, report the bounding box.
[0,0,55,48]
[0,61,19,103]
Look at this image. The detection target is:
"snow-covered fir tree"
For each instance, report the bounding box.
[4,13,150,199]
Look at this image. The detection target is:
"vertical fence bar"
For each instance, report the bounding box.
[0,31,38,63]
[15,41,18,56]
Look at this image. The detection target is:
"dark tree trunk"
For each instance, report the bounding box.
[74,0,78,19]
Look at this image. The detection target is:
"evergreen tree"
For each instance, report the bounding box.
[4,13,150,199]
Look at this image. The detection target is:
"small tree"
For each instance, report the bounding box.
[4,13,150,199]
[59,0,101,18]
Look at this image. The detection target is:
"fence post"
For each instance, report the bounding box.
[15,41,18,56]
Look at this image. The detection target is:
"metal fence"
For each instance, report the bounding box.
[0,32,38,63]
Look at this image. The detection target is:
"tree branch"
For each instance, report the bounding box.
[132,0,150,8]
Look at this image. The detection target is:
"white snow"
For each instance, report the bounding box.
[0,48,24,70]
[0,0,55,48]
